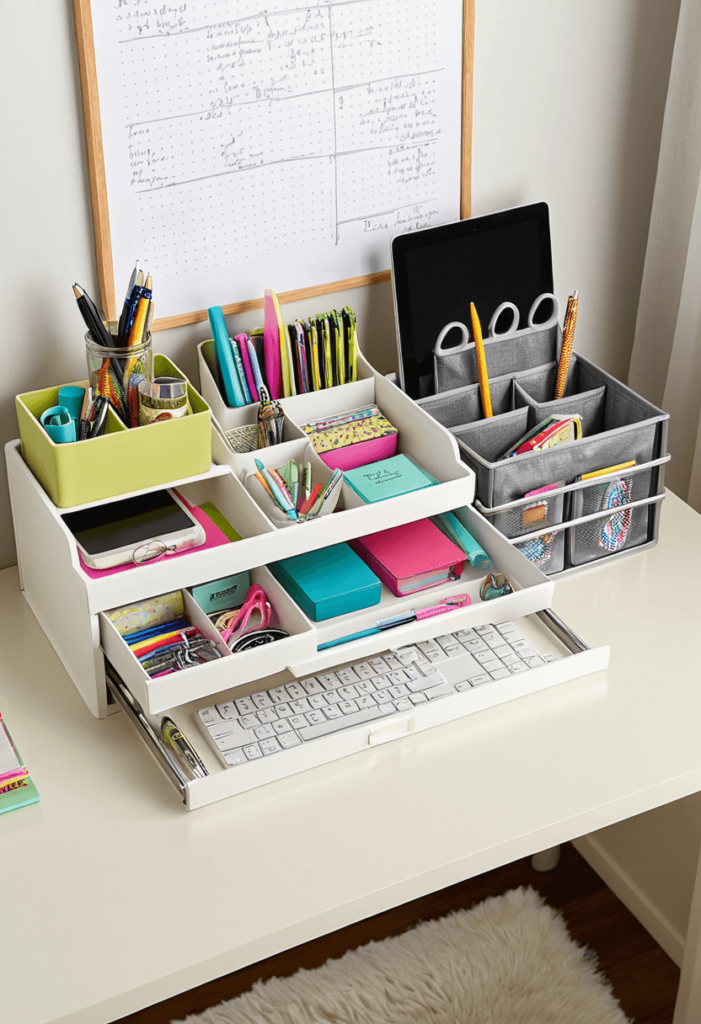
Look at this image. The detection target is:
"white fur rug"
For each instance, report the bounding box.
[173,887,630,1024]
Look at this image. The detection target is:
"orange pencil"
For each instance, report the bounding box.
[554,291,579,399]
[470,302,492,418]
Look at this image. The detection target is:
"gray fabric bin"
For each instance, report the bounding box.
[417,324,670,575]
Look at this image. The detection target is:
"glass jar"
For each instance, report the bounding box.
[84,331,153,427]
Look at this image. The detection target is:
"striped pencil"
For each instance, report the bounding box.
[554,291,579,399]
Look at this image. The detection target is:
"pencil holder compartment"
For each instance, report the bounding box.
[500,489,568,576]
[243,441,341,528]
[433,322,560,395]
[416,374,517,428]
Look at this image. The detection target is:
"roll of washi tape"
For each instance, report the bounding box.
[40,405,77,444]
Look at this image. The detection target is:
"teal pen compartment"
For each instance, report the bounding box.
[15,355,212,508]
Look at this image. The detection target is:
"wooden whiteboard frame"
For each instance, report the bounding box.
[73,0,475,332]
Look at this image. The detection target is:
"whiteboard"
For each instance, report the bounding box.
[77,0,469,327]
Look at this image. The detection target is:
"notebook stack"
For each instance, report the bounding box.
[0,710,39,815]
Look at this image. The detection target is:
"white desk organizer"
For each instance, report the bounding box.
[7,349,610,809]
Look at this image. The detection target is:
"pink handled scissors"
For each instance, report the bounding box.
[219,585,272,648]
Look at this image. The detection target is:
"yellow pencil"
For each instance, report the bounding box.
[554,290,579,399]
[470,302,492,418]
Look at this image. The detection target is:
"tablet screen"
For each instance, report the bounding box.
[391,203,554,398]
[62,490,194,555]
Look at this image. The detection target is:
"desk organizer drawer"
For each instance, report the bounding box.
[100,568,315,714]
[107,605,610,810]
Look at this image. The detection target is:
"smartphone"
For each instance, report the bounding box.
[62,489,206,570]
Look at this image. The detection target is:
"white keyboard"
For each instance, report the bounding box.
[196,622,559,768]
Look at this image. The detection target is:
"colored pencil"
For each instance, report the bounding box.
[470,302,492,418]
[554,291,579,399]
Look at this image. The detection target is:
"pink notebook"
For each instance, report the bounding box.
[351,519,465,597]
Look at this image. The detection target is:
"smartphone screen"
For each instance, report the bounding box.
[62,491,195,556]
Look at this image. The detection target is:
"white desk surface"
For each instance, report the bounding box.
[1,491,699,1024]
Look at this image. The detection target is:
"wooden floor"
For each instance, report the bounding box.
[115,843,680,1024]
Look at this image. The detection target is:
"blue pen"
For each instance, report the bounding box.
[254,459,298,520]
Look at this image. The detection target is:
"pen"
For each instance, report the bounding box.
[255,459,298,520]
[308,468,342,518]
[117,261,139,342]
[553,290,579,399]
[298,482,323,517]
[318,595,471,650]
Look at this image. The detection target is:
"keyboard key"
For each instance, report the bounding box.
[394,697,413,711]
[455,681,472,692]
[356,695,376,710]
[324,705,343,719]
[395,646,421,665]
[300,677,324,694]
[404,665,421,681]
[425,682,454,700]
[251,692,273,710]
[272,720,292,735]
[290,698,311,714]
[353,662,376,679]
[243,743,263,760]
[370,657,391,673]
[275,702,293,718]
[338,684,359,700]
[260,738,282,755]
[524,655,546,669]
[235,697,256,716]
[338,700,359,714]
[474,650,496,665]
[469,674,491,686]
[257,707,279,724]
[501,652,520,666]
[383,655,403,671]
[509,662,529,674]
[387,670,410,685]
[224,748,247,766]
[355,679,376,695]
[325,690,343,704]
[319,673,341,689]
[215,702,237,720]
[213,722,257,749]
[462,637,488,652]
[544,653,559,663]
[305,709,326,725]
[373,688,393,704]
[489,668,511,680]
[337,668,360,684]
[482,631,503,648]
[454,629,476,642]
[198,707,221,727]
[288,714,307,730]
[278,732,302,748]
[510,639,533,654]
[285,682,306,700]
[269,687,289,703]
[410,692,427,704]
[481,660,502,673]
[254,724,275,740]
[388,684,409,698]
[492,645,512,660]
[445,647,465,658]
[308,694,328,709]
[298,705,385,741]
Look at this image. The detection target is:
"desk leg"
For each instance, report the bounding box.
[531,846,561,872]
[673,838,701,1022]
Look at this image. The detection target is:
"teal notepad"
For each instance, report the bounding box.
[344,455,434,504]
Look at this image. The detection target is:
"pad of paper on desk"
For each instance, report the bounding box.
[344,455,435,503]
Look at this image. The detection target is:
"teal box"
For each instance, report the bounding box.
[270,543,381,621]
[344,455,434,504]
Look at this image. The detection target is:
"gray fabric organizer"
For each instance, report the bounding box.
[417,322,669,576]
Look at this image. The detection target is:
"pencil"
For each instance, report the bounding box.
[470,302,492,418]
[554,290,579,399]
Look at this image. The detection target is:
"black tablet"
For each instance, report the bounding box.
[390,203,554,398]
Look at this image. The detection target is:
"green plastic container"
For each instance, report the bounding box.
[15,355,211,508]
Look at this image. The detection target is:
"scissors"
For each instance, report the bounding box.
[216,585,272,648]
[433,292,560,356]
